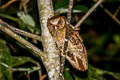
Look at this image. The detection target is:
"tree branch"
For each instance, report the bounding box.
[37,0,61,80]
[100,4,120,24]
[0,19,44,58]
[64,0,74,52]
[75,0,103,28]
[4,23,42,41]
[0,62,41,72]
[0,0,17,8]
[67,0,74,23]
[93,0,120,25]
[60,0,74,76]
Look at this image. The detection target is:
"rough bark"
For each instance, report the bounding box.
[37,0,62,80]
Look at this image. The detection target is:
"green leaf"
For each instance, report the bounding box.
[74,5,89,13]
[55,8,82,14]
[96,34,110,48]
[113,35,120,45]
[64,70,73,80]
[0,39,13,80]
[54,0,69,10]
[17,12,35,27]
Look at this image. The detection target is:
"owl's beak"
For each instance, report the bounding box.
[55,26,57,30]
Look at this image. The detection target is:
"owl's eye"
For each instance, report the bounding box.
[58,20,62,25]
[58,21,65,29]
[49,19,58,25]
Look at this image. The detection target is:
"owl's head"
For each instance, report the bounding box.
[47,16,66,33]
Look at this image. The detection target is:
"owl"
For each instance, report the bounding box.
[47,16,88,71]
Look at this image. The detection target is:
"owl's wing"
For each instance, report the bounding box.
[66,29,88,71]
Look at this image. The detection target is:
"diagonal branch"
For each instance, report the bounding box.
[4,23,42,41]
[75,0,103,28]
[93,0,120,25]
[100,5,120,24]
[0,0,17,8]
[0,19,44,58]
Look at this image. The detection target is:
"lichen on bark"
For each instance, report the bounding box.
[37,0,62,80]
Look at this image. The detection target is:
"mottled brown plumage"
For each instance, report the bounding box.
[47,16,88,71]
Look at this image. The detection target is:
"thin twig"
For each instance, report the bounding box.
[0,13,41,39]
[40,75,47,80]
[0,0,17,8]
[26,73,30,80]
[100,5,120,24]
[0,62,29,71]
[93,0,120,25]
[19,0,29,14]
[0,62,41,72]
[67,0,74,23]
[64,0,74,51]
[75,0,103,28]
[113,6,120,17]
[36,63,42,79]
[60,0,74,77]
[4,23,42,41]
[0,19,44,58]
[27,66,41,74]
